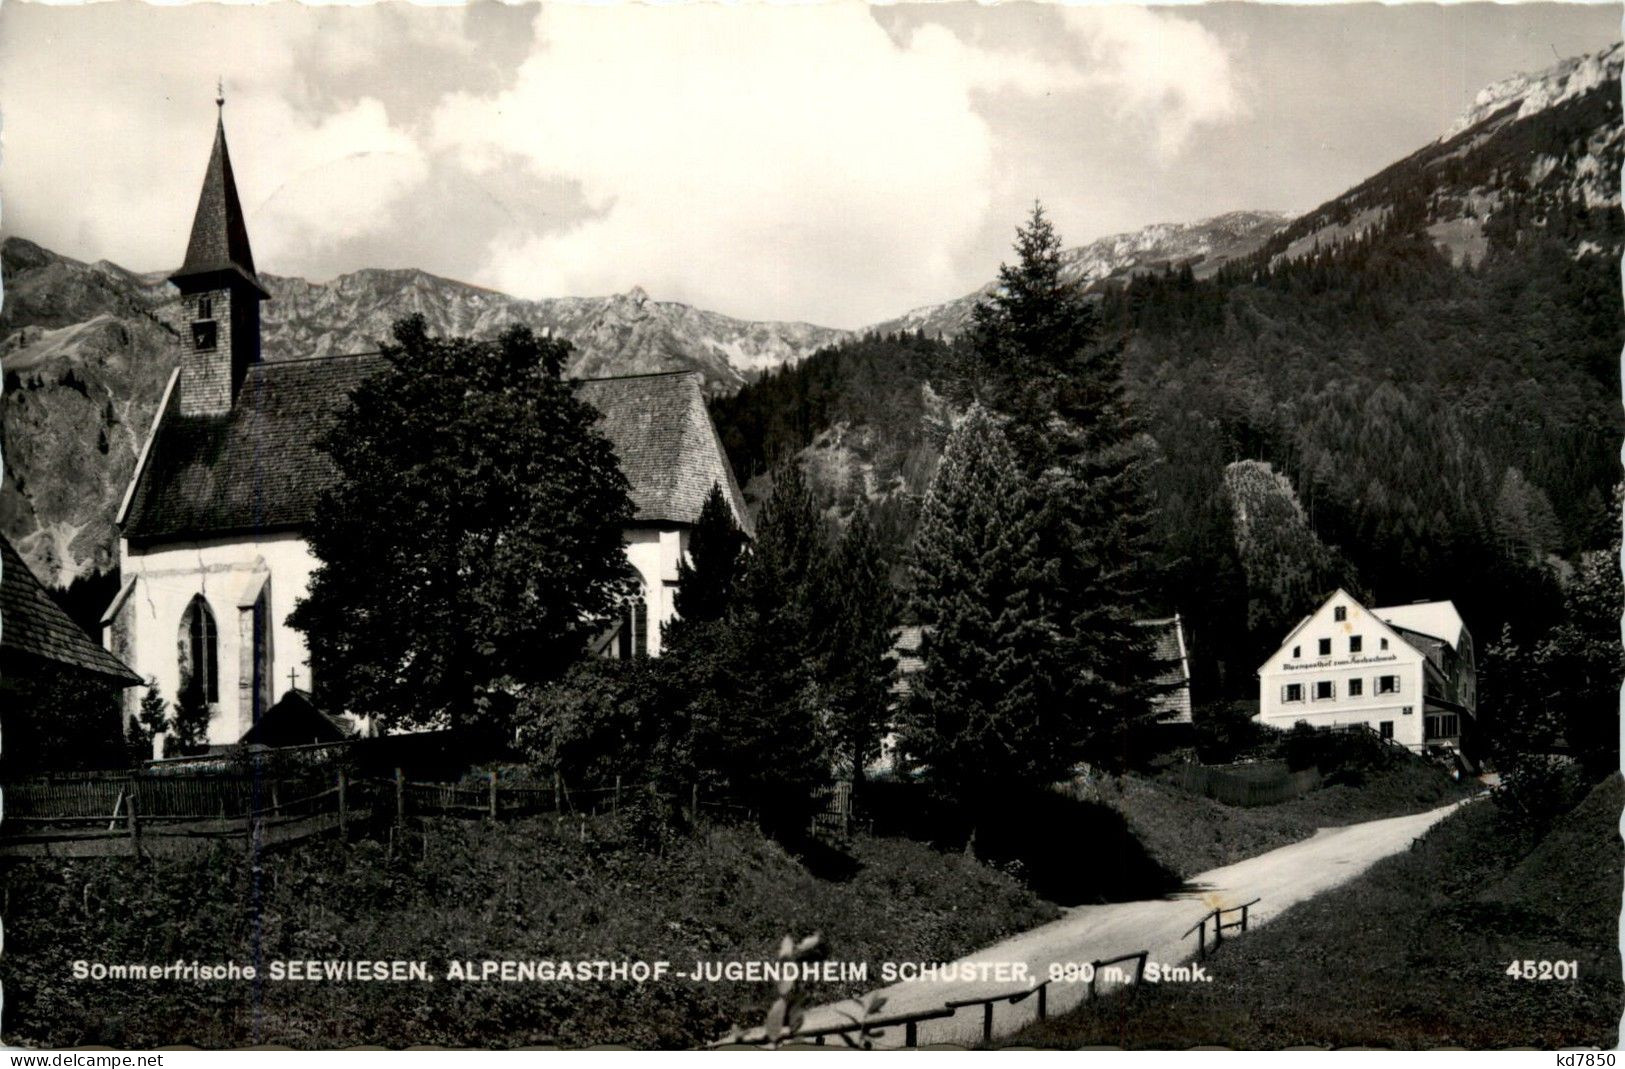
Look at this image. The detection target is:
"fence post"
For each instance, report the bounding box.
[982,1002,994,1043]
[1196,919,1206,959]
[395,767,405,826]
[614,775,621,817]
[1213,908,1224,948]
[904,1020,918,1048]
[691,783,698,820]
[338,771,348,836]
[1136,951,1148,984]
[1087,963,1098,1001]
[125,792,141,858]
[1037,982,1047,1021]
[553,772,561,813]
[489,771,498,820]
[1241,903,1250,932]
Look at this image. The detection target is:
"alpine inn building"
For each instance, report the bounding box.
[1256,589,1476,754]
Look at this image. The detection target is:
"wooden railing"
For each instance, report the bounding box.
[1182,897,1261,958]
[719,946,1150,1049]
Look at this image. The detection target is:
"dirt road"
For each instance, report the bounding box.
[790,799,1468,1048]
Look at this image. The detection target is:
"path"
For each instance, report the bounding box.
[792,799,1468,1048]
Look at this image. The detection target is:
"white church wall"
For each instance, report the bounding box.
[622,525,685,657]
[118,531,318,745]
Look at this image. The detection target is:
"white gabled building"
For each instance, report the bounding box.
[1256,589,1475,753]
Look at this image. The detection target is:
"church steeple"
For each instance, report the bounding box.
[170,91,268,417]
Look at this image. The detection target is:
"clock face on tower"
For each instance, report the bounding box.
[192,320,218,351]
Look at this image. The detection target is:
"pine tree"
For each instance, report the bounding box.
[900,405,1066,804]
[813,503,898,787]
[953,204,1168,768]
[673,482,746,624]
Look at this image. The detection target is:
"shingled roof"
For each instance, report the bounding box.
[1,535,141,684]
[123,359,750,543]
[170,114,269,298]
[124,353,382,541]
[578,371,751,532]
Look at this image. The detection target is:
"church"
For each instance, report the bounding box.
[102,105,750,747]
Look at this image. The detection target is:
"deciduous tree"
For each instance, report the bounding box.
[290,316,636,736]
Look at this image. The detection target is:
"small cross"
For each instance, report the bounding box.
[287,666,300,691]
[216,77,225,111]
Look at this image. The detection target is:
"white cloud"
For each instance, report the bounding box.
[430,4,1005,327]
[0,4,437,275]
[243,97,429,265]
[0,3,1246,328]
[1060,6,1247,159]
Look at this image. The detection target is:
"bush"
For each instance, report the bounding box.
[1491,753,1591,833]
[1278,723,1394,785]
[862,775,1182,904]
[1192,701,1276,763]
[515,657,685,789]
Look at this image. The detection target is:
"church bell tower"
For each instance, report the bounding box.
[169,86,269,417]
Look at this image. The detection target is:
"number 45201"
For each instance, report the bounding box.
[1506,960,1578,980]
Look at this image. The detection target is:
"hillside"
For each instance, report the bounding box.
[710,42,1624,703]
[1011,775,1623,1048]
[867,210,1289,339]
[0,817,1055,1048]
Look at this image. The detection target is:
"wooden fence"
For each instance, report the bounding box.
[1182,897,1261,958]
[0,769,764,858]
[1170,763,1321,807]
[718,947,1150,1049]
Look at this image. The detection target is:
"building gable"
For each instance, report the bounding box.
[1258,588,1422,679]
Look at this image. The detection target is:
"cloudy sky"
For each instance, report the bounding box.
[0,2,1616,328]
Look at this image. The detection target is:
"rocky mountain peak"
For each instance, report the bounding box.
[1443,41,1622,141]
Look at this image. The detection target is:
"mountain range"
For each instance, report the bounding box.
[2,41,1620,587]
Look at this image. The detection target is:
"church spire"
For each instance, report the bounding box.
[170,89,268,298]
[170,92,268,418]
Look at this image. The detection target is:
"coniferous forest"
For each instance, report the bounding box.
[710,215,1623,763]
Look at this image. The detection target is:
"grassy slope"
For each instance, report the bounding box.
[1099,760,1479,879]
[1009,774,1622,1049]
[1,818,1056,1049]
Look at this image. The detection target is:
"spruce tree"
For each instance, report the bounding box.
[953,204,1169,768]
[673,482,746,624]
[813,503,898,787]
[900,405,1066,803]
[675,461,831,834]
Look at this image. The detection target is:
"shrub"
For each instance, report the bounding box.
[1491,753,1590,833]
[515,657,684,789]
[1192,701,1275,763]
[1279,723,1394,785]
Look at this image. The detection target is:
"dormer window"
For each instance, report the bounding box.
[1380,637,1389,651]
[1334,606,1347,622]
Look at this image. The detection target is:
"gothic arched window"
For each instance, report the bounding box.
[178,595,219,704]
[615,585,648,660]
